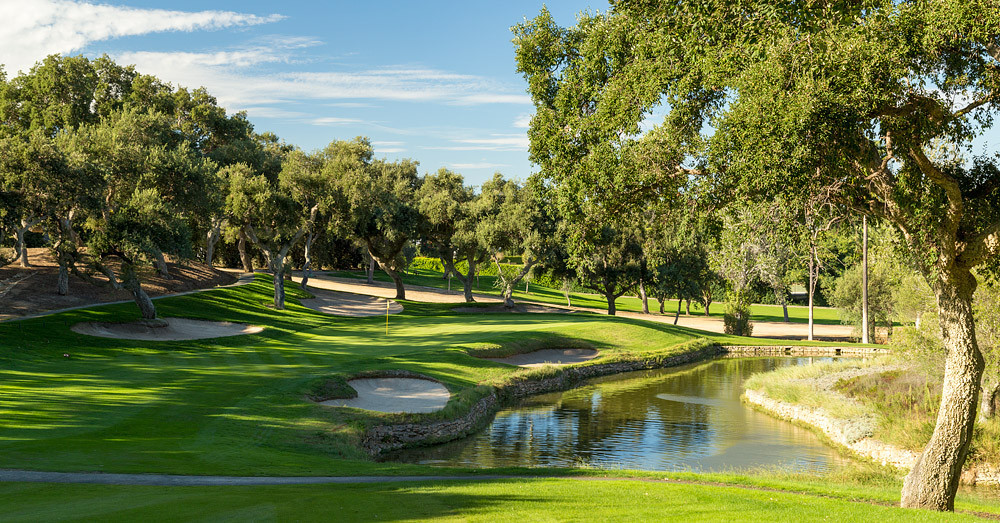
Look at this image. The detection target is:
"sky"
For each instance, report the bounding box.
[0,0,603,186]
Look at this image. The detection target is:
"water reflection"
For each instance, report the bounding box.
[393,357,849,473]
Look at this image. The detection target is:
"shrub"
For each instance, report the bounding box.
[723,297,753,336]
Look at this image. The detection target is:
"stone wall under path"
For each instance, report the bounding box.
[360,344,879,457]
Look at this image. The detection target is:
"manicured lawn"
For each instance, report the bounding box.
[0,478,991,522]
[328,267,844,325]
[0,274,716,476]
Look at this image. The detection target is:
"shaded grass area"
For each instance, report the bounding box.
[327,267,844,325]
[837,369,1000,467]
[0,476,992,522]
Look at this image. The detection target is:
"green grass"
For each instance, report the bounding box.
[0,274,718,476]
[744,359,878,420]
[328,265,844,325]
[0,477,993,522]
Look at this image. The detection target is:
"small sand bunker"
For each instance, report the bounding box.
[320,378,450,413]
[452,303,572,314]
[71,318,263,341]
[300,290,403,317]
[483,348,599,368]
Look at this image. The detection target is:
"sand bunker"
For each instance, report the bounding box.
[483,348,600,368]
[320,378,450,413]
[71,318,263,341]
[452,303,572,314]
[300,290,403,317]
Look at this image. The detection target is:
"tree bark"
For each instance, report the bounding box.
[15,218,40,268]
[153,249,171,279]
[686,299,691,315]
[270,256,287,310]
[674,299,682,325]
[123,265,156,320]
[205,217,223,266]
[808,251,816,341]
[366,251,375,284]
[463,258,477,303]
[300,231,315,291]
[862,215,870,344]
[659,299,665,314]
[238,228,254,273]
[384,267,405,300]
[639,280,649,314]
[900,267,984,511]
[982,379,999,419]
[57,262,69,296]
[782,303,789,323]
[605,289,617,316]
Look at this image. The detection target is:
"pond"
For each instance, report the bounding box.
[392,357,850,473]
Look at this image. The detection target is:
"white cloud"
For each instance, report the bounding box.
[449,162,508,169]
[378,148,406,154]
[373,141,405,146]
[513,114,532,128]
[310,116,362,126]
[0,0,282,74]
[450,134,530,151]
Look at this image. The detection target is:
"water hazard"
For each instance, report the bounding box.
[393,357,849,473]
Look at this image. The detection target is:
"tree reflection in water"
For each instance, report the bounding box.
[392,358,849,473]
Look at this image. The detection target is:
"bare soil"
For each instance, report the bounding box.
[0,248,238,321]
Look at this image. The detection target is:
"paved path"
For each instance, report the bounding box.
[0,469,522,486]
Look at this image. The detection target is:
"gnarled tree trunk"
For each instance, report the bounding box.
[205,217,223,266]
[901,267,984,511]
[123,265,156,320]
[153,249,171,279]
[238,228,254,273]
[366,252,376,284]
[15,218,40,268]
[300,231,315,291]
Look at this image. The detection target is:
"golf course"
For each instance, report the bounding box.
[1,273,997,521]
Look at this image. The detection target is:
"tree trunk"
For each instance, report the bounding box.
[385,267,405,300]
[782,303,789,323]
[674,299,682,325]
[502,286,515,308]
[123,265,156,320]
[659,299,665,314]
[808,252,816,341]
[238,228,254,273]
[462,258,476,303]
[639,280,649,314]
[981,378,999,420]
[900,268,984,511]
[153,249,171,279]
[606,290,617,316]
[15,218,38,268]
[300,231,314,291]
[862,215,870,344]
[686,299,691,315]
[366,252,375,284]
[57,261,69,296]
[205,218,222,266]
[271,258,286,310]
[705,302,711,316]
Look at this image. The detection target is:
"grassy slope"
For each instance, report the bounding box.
[328,267,844,325]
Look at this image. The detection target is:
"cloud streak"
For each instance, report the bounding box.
[0,0,282,74]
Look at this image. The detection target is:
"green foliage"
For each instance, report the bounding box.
[723,296,753,337]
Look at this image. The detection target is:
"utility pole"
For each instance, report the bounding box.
[862,215,870,344]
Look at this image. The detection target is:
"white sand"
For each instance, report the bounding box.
[320,378,451,413]
[483,348,600,368]
[71,318,263,341]
[300,290,403,317]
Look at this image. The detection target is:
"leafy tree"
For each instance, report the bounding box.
[71,109,212,320]
[515,2,1000,509]
[477,173,554,308]
[560,205,642,316]
[416,168,485,302]
[326,137,422,299]
[280,149,332,291]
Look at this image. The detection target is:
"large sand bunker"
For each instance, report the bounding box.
[483,348,600,368]
[320,378,450,413]
[300,290,402,317]
[71,318,263,341]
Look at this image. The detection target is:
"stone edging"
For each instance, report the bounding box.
[361,343,882,457]
[743,387,1000,486]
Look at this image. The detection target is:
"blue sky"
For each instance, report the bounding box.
[2,1,602,185]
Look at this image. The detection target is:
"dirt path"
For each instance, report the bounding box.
[300,273,854,341]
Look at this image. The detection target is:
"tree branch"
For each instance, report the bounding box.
[958,222,1000,267]
[909,145,964,238]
